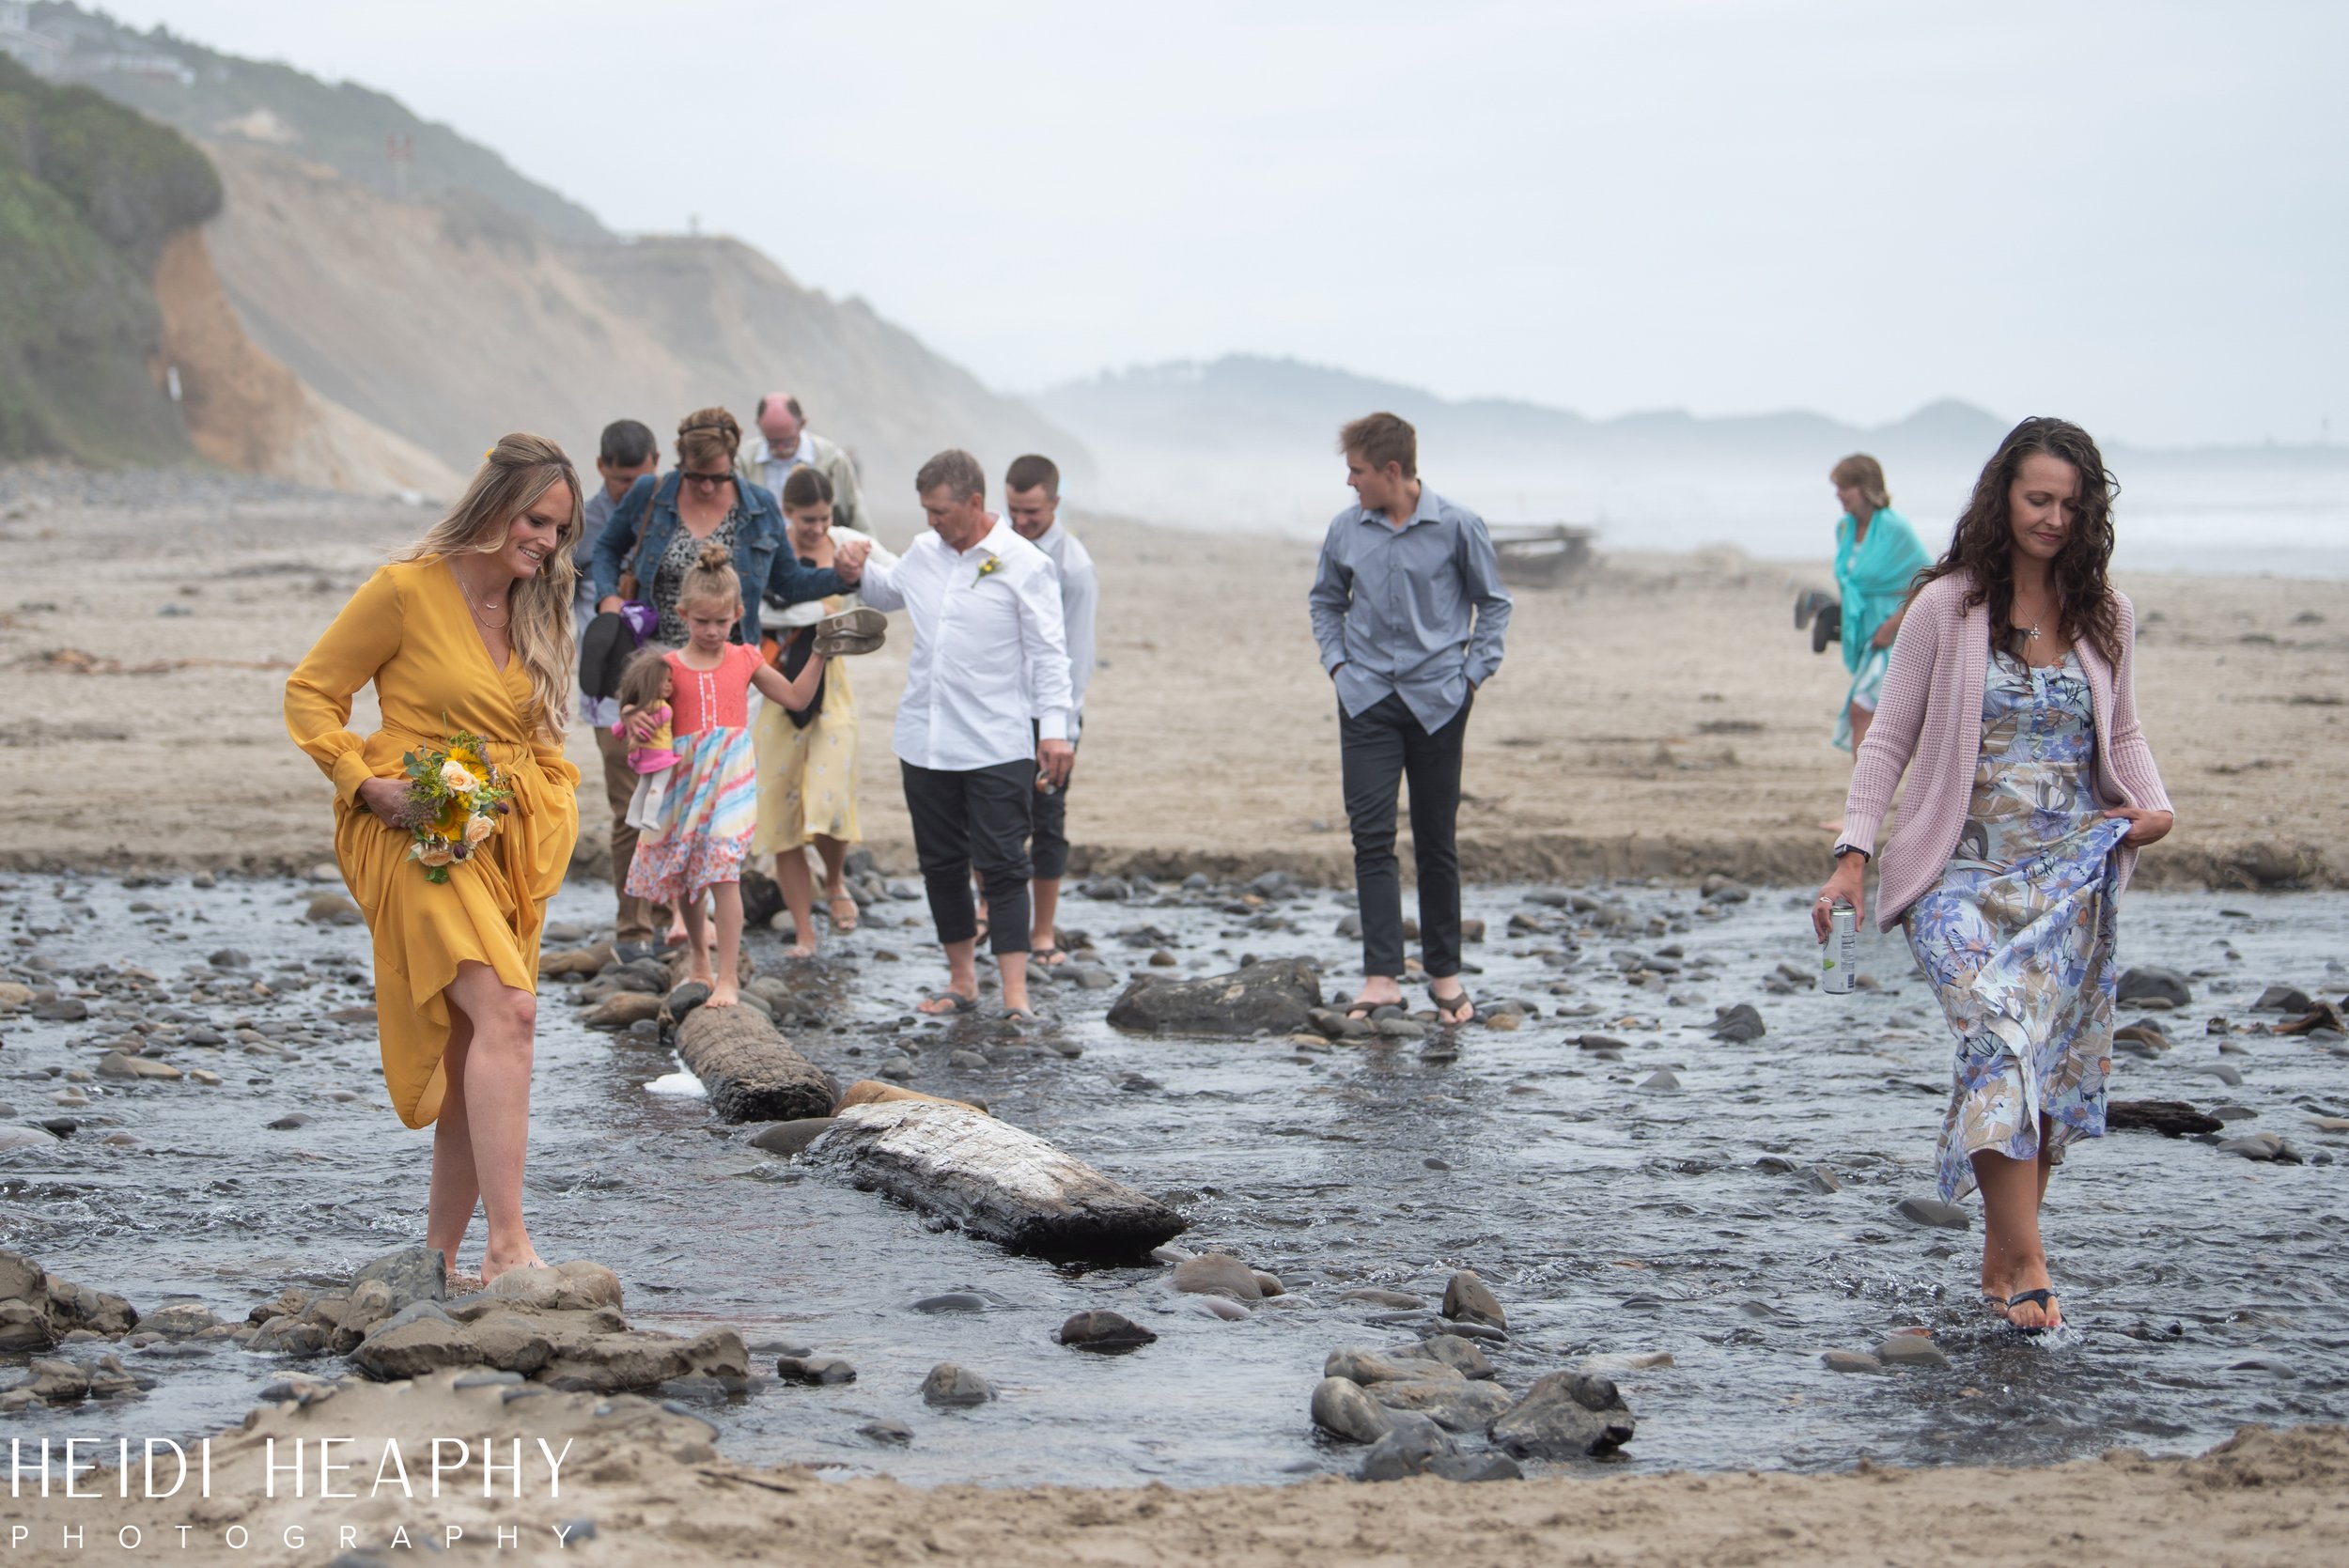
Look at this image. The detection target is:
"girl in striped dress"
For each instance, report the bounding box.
[626,543,827,1006]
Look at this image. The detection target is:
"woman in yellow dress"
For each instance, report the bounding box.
[285,434,583,1283]
[752,465,894,956]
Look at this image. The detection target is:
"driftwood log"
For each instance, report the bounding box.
[801,1100,1186,1262]
[675,1004,836,1123]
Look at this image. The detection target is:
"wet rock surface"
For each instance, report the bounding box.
[1106,958,1323,1035]
[3,870,2345,1487]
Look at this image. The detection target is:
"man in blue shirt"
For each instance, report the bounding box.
[1307,412,1511,1024]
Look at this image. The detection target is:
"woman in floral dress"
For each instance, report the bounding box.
[1817,418,2173,1331]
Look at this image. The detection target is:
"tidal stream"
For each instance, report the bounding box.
[4,870,2344,1486]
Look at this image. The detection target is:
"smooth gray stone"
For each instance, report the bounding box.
[1894,1197,1971,1231]
[1875,1335,1952,1370]
[747,1118,835,1157]
[920,1361,995,1407]
[1310,1375,1391,1444]
[1488,1372,1637,1458]
[1440,1269,1506,1330]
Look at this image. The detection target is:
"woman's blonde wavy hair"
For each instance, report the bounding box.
[395,432,583,742]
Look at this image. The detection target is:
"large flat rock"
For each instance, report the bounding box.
[1105,958,1321,1036]
[802,1099,1186,1262]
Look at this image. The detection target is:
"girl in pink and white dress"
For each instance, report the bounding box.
[625,543,826,1006]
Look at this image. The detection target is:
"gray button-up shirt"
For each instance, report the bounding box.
[1028,520,1097,742]
[1308,485,1512,731]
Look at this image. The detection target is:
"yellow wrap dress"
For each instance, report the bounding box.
[285,558,581,1129]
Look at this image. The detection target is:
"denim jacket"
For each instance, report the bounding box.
[588,470,846,645]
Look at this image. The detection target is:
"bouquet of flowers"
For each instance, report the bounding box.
[399,731,512,883]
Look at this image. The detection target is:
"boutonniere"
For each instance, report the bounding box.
[973,554,1003,586]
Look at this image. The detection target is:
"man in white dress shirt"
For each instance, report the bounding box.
[1003,454,1096,965]
[857,450,1075,1017]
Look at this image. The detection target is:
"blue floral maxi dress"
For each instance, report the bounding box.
[1902,649,2135,1203]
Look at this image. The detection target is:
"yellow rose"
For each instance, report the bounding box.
[439,760,478,794]
[418,843,455,868]
[463,813,494,846]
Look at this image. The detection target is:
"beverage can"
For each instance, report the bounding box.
[1820,903,1858,994]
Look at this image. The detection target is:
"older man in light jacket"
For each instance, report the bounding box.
[737,391,866,534]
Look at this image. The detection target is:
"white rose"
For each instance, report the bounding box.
[439,760,478,794]
[418,843,455,868]
[463,814,495,846]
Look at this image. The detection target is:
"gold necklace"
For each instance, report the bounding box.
[453,567,510,629]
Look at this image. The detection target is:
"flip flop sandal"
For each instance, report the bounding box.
[917,990,979,1016]
[1001,1005,1041,1024]
[1030,945,1070,967]
[2003,1288,2061,1334]
[1431,986,1477,1026]
[814,607,888,658]
[827,894,860,932]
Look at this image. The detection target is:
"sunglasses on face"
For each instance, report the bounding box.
[682,471,736,491]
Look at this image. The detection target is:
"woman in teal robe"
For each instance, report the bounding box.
[1829,453,1931,752]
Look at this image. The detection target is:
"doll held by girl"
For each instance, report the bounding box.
[614,645,683,835]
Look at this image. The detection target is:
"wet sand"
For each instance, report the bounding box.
[0,473,2342,887]
[3,1370,2341,1566]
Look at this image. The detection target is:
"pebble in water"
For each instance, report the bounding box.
[920,1362,996,1407]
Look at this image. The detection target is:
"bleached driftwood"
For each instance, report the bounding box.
[676,1005,836,1123]
[801,1100,1186,1261]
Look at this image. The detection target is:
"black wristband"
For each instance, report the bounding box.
[1832,844,1870,865]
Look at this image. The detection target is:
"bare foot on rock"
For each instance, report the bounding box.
[480,1247,545,1285]
[708,982,739,1008]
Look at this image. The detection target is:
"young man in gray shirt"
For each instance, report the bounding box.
[1307,411,1511,1024]
[1003,453,1097,964]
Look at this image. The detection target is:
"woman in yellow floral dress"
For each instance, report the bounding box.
[752,466,894,956]
[285,435,583,1283]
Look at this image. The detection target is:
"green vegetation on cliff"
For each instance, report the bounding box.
[38,2,607,243]
[0,54,219,463]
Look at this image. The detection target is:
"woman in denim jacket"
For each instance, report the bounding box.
[592,406,863,647]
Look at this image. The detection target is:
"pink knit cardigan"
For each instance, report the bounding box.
[1839,571,2172,931]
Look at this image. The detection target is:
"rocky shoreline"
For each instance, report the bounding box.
[9,1234,2344,1564]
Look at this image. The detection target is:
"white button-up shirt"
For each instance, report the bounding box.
[1026,520,1097,743]
[859,516,1073,770]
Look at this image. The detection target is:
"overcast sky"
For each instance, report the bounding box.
[102,0,2348,447]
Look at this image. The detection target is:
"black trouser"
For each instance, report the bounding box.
[902,758,1034,955]
[1340,691,1470,980]
[1028,720,1073,881]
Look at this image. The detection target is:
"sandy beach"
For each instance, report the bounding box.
[1,1369,2341,1566]
[0,473,2342,889]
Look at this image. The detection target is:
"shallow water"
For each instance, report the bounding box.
[4,871,2345,1486]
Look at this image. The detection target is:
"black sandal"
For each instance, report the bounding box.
[2003,1288,2061,1334]
[1430,985,1476,1026]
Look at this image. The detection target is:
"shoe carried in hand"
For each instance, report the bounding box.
[814,607,887,658]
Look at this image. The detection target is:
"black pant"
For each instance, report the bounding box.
[1028,720,1073,881]
[902,759,1034,955]
[1340,691,1470,980]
